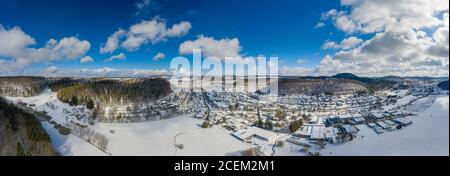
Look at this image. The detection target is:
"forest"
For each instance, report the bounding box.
[0,77,47,97]
[57,78,172,107]
[0,97,56,156]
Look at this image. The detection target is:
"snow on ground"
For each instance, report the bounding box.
[402,95,437,113]
[7,90,251,156]
[6,89,448,156]
[6,90,106,156]
[320,96,449,156]
[58,135,109,156]
[383,95,416,111]
[5,89,87,125]
[175,124,253,156]
[93,117,252,156]
[272,95,449,156]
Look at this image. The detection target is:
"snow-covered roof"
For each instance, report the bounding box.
[342,125,358,134]
[310,125,326,140]
[339,114,353,119]
[376,121,390,129]
[383,120,397,126]
[367,123,377,128]
[353,117,366,123]
[394,118,412,125]
[232,127,276,141]
[295,126,312,137]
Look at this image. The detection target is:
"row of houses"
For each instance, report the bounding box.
[232,126,278,144]
[367,118,413,134]
[293,124,358,144]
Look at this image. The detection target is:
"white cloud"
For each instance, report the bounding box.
[339,37,364,50]
[135,0,155,16]
[100,29,125,54]
[297,59,308,64]
[323,0,449,34]
[322,41,339,50]
[322,36,363,50]
[41,67,171,77]
[105,53,126,62]
[135,0,152,10]
[80,56,94,64]
[280,66,319,76]
[314,22,326,29]
[45,66,58,74]
[0,26,36,57]
[166,21,192,37]
[0,25,90,74]
[152,52,166,61]
[286,29,449,77]
[102,18,191,52]
[335,15,358,34]
[179,35,242,60]
[93,67,115,73]
[301,0,450,77]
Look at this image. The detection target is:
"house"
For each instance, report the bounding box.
[352,117,366,124]
[393,118,413,126]
[324,117,342,127]
[295,125,312,138]
[367,123,378,128]
[373,113,385,120]
[342,125,359,134]
[310,125,326,141]
[339,114,353,120]
[232,127,277,143]
[376,121,390,130]
[325,127,339,143]
[373,126,385,134]
[383,120,397,127]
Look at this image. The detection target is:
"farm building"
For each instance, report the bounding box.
[232,127,278,143]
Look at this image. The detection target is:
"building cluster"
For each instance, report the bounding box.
[146,79,447,151]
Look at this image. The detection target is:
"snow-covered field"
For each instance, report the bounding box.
[322,95,449,156]
[93,117,252,156]
[6,90,449,156]
[273,95,449,156]
[6,90,252,156]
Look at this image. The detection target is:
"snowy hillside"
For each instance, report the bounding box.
[5,91,252,156]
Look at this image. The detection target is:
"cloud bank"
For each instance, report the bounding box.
[284,0,449,77]
[100,17,191,53]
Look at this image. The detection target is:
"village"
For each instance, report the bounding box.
[5,77,448,156]
[157,78,449,155]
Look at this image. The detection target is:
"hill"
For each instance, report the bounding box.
[332,73,396,91]
[331,73,359,79]
[56,78,173,122]
[0,97,56,156]
[277,78,369,95]
[0,77,47,97]
[438,80,449,90]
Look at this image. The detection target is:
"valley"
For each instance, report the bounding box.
[0,75,448,156]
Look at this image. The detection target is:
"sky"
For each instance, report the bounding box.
[0,0,448,77]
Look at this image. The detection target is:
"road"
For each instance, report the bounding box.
[202,90,211,120]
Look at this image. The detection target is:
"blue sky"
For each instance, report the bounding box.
[0,0,341,70]
[0,0,448,77]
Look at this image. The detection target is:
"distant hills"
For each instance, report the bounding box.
[333,73,398,91]
[0,77,47,97]
[278,73,399,95]
[438,80,449,90]
[331,73,359,79]
[277,78,369,95]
